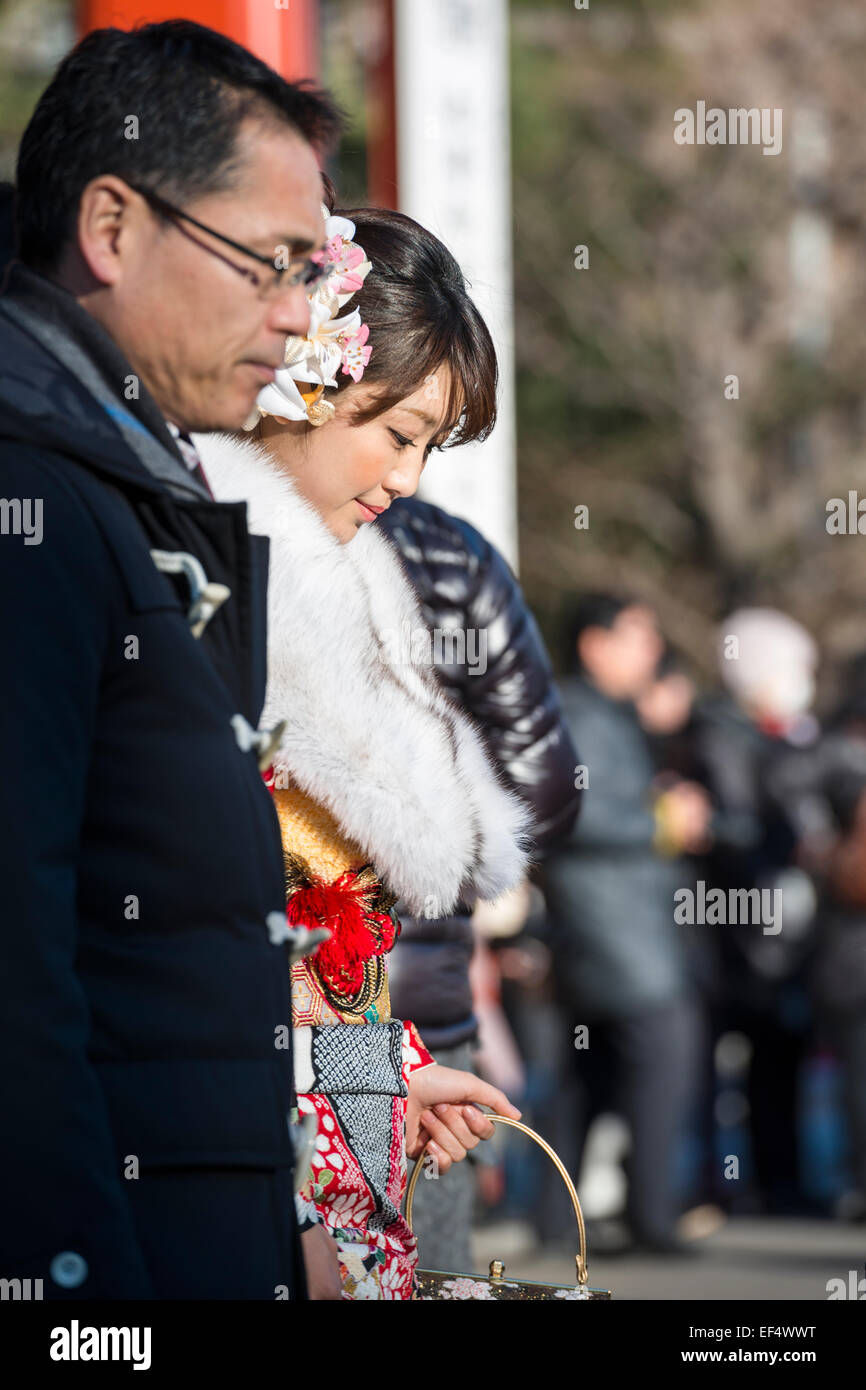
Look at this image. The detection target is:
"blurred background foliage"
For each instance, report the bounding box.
[510,0,866,693]
[3,0,866,698]
[0,0,72,173]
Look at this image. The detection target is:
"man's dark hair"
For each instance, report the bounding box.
[563,592,640,670]
[15,20,342,271]
[0,181,16,278]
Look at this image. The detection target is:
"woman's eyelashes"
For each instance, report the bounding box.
[388,427,437,463]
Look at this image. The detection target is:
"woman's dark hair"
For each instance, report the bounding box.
[16,19,342,272]
[327,200,498,448]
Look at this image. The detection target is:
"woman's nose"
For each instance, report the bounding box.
[384,456,426,500]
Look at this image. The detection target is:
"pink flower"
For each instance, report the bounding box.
[325,235,368,296]
[340,323,372,383]
[440,1278,498,1300]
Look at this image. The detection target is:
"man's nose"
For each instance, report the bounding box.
[267,282,312,338]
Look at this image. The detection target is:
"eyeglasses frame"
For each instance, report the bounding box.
[127,182,329,295]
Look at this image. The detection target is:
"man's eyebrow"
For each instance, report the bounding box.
[256,233,320,256]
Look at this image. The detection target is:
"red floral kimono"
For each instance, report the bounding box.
[269,776,436,1300]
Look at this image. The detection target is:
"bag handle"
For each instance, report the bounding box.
[405,1114,589,1286]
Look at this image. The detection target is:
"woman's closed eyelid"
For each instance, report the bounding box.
[389,428,415,448]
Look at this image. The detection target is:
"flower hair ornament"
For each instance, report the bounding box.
[247,205,373,430]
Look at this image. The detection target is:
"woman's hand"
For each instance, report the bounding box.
[405,1065,520,1172]
[300,1222,344,1300]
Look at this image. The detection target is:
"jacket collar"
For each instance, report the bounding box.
[0,262,207,502]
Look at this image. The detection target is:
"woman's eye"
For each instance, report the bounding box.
[389,429,413,449]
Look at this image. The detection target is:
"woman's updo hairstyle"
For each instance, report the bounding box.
[323,182,498,448]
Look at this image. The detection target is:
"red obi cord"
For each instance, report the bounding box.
[287,873,396,993]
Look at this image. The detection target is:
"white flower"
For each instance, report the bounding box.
[351,1272,381,1300]
[255,371,308,423]
[380,1262,408,1298]
[328,1190,369,1225]
[251,208,372,426]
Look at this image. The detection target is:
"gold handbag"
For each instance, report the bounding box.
[405,1115,611,1300]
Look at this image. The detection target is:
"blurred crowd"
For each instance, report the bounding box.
[411,593,866,1260]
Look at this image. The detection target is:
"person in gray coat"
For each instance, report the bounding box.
[542,594,710,1252]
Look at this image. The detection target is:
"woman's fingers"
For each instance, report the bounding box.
[432,1102,482,1151]
[461,1104,496,1141]
[458,1076,521,1121]
[420,1107,471,1162]
[405,1121,431,1160]
[426,1140,451,1174]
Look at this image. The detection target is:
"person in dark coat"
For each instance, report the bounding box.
[379,498,580,1268]
[0,21,341,1299]
[810,750,866,1219]
[692,609,821,1214]
[541,594,710,1252]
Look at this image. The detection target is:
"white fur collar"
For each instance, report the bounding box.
[193,431,530,915]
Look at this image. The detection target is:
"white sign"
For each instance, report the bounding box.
[394,0,518,568]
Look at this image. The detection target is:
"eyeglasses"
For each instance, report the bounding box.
[129,183,331,299]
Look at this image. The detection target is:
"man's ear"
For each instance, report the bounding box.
[76,175,143,287]
[577,628,601,670]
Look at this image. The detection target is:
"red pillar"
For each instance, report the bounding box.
[363,0,397,208]
[77,0,319,82]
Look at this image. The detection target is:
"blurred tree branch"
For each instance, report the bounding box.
[511,0,866,689]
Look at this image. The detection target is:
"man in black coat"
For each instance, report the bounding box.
[0,21,339,1299]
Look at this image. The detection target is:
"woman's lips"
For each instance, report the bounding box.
[355,500,384,521]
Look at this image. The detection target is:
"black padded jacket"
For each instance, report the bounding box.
[379,497,580,1049]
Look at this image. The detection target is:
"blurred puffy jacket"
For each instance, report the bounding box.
[378,497,580,1048]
